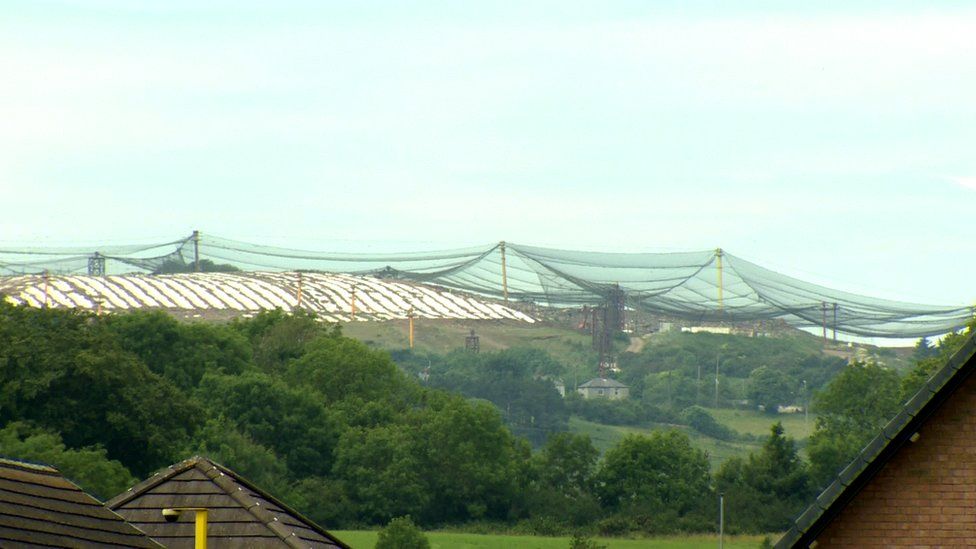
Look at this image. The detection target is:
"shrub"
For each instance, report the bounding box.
[680,405,737,441]
[374,516,430,549]
[569,532,607,549]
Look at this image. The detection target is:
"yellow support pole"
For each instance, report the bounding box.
[194,509,208,549]
[715,248,724,313]
[350,286,357,320]
[408,308,415,349]
[42,271,50,309]
[296,272,303,309]
[500,241,509,302]
[162,508,207,549]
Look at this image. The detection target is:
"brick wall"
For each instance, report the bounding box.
[815,372,976,547]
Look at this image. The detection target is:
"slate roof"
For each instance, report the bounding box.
[106,456,349,549]
[578,377,629,389]
[0,457,162,548]
[777,332,976,548]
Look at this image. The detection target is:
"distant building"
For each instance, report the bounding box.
[682,326,732,335]
[553,379,566,397]
[0,457,161,547]
[578,377,629,400]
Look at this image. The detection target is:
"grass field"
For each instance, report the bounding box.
[332,531,771,548]
[569,404,816,468]
[708,408,814,441]
[341,319,597,372]
[568,417,759,469]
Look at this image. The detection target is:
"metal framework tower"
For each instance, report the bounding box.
[465,329,480,353]
[87,253,106,276]
[591,285,626,377]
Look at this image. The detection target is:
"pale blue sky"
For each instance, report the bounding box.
[2,1,975,307]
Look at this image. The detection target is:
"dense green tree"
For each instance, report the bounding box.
[412,393,524,523]
[287,334,420,426]
[105,311,250,389]
[807,361,902,487]
[642,371,699,410]
[196,372,339,478]
[596,431,711,520]
[0,303,202,475]
[715,422,812,532]
[524,433,602,527]
[421,348,568,445]
[0,422,136,500]
[332,425,430,524]
[747,366,794,413]
[232,309,327,372]
[183,417,289,496]
[152,258,240,274]
[533,432,599,495]
[901,320,975,398]
[912,336,938,362]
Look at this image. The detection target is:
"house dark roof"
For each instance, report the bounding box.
[777,332,976,548]
[0,457,162,548]
[579,377,628,389]
[106,456,349,549]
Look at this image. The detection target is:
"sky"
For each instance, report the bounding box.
[2,1,975,309]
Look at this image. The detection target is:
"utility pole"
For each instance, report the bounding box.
[803,379,809,429]
[714,354,720,407]
[718,493,725,549]
[192,230,201,272]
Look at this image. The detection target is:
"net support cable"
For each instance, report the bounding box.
[0,232,971,338]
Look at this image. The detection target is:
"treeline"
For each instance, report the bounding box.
[0,301,968,535]
[617,331,849,413]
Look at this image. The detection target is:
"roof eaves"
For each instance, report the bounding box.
[1,457,165,548]
[776,332,976,549]
[198,458,351,549]
[0,456,59,474]
[105,457,199,509]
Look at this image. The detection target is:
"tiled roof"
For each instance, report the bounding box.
[578,377,629,389]
[776,332,976,548]
[106,456,349,549]
[0,457,162,548]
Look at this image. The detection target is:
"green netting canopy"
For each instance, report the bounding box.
[1,233,971,338]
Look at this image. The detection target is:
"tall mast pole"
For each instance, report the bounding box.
[822,302,828,343]
[715,248,724,314]
[832,302,838,341]
[192,230,201,272]
[500,241,509,302]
